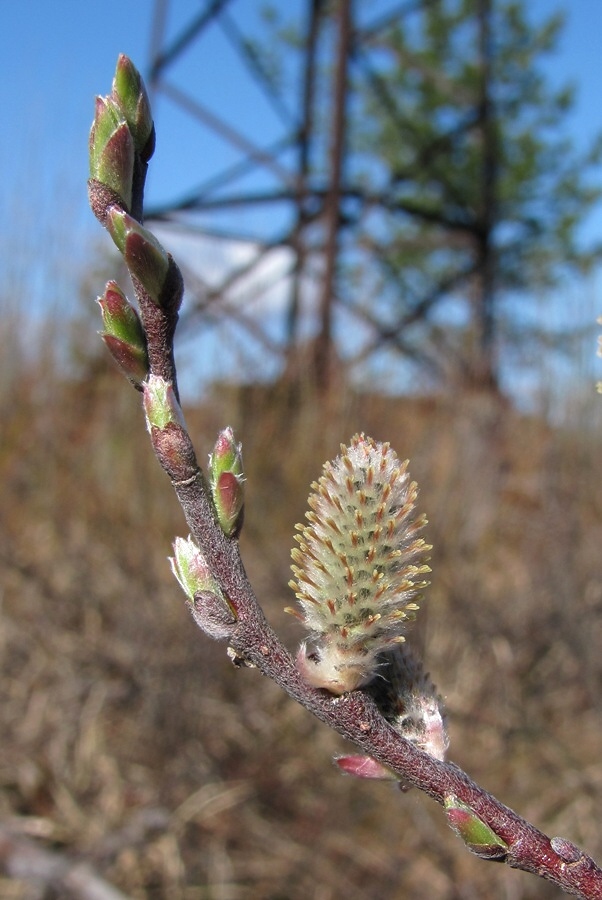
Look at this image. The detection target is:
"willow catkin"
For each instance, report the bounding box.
[288,434,432,695]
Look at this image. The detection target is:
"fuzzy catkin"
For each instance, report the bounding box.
[288,434,431,694]
[369,644,448,761]
[334,644,448,781]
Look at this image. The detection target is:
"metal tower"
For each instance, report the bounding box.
[145,0,437,392]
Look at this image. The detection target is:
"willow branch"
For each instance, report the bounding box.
[87,56,602,900]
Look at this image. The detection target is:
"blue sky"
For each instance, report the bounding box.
[2,1,602,404]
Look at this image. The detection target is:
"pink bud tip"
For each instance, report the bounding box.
[335,755,398,780]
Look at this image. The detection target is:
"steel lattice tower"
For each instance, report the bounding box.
[145,0,452,393]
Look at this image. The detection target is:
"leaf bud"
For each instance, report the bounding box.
[170,535,221,601]
[111,54,154,160]
[89,95,134,210]
[101,334,149,388]
[142,374,186,432]
[209,427,245,537]
[97,283,148,386]
[98,280,145,343]
[170,537,237,638]
[444,796,508,860]
[335,755,399,781]
[106,208,170,305]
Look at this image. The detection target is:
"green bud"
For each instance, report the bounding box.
[170,537,238,638]
[213,472,245,536]
[106,208,170,304]
[444,796,508,860]
[143,374,186,432]
[210,428,244,479]
[89,95,123,168]
[97,282,148,386]
[209,428,245,537]
[111,54,154,159]
[98,281,146,346]
[89,96,134,209]
[170,536,222,602]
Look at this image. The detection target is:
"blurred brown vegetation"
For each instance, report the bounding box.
[1,312,602,900]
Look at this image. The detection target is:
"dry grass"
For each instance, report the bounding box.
[1,327,602,899]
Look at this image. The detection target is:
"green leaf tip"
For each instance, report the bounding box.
[444,796,508,860]
[111,54,154,160]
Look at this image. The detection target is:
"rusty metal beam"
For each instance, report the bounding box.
[313,0,352,391]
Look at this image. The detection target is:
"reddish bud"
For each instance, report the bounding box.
[335,755,399,781]
[101,334,149,387]
[106,208,170,305]
[209,428,245,537]
[98,281,146,343]
[89,96,134,209]
[444,796,508,860]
